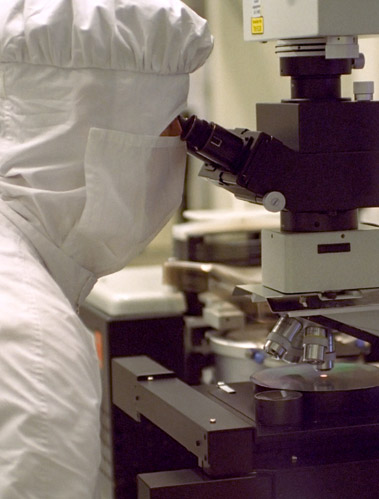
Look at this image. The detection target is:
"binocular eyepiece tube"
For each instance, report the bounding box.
[179,115,251,174]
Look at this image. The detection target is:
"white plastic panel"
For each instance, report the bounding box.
[261,225,379,294]
[243,0,379,42]
[85,265,186,318]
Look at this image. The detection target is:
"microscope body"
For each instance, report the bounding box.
[181,0,379,365]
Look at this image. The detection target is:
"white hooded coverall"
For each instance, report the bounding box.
[0,1,213,497]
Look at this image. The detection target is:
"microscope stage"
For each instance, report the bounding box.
[203,370,379,466]
[251,362,379,392]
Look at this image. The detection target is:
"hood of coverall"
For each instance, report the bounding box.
[0,0,213,291]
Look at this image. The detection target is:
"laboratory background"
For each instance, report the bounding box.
[78,1,379,498]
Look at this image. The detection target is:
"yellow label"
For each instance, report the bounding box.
[251,17,264,35]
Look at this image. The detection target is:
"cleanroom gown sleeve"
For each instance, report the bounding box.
[0,212,101,499]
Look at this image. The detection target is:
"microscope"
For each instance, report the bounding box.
[180,0,379,380]
[112,2,379,497]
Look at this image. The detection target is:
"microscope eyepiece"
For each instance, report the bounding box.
[179,115,249,174]
[179,115,211,149]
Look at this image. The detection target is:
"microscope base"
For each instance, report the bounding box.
[113,357,379,499]
[138,458,379,499]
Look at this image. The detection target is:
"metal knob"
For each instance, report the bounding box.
[354,81,374,101]
[263,191,286,212]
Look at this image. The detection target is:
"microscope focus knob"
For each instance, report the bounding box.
[263,191,286,212]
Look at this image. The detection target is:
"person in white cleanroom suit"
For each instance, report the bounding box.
[0,0,213,497]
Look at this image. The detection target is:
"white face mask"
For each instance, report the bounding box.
[61,127,187,277]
